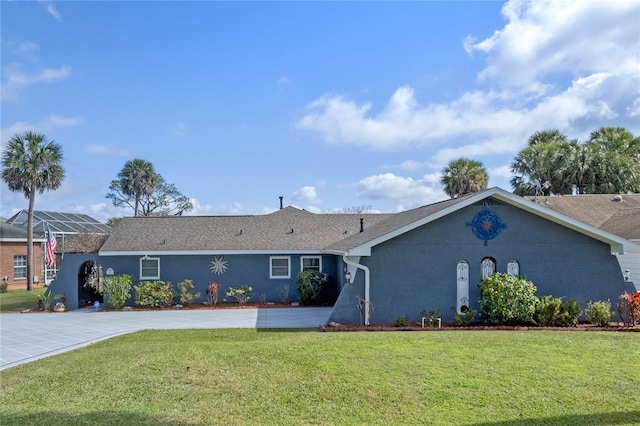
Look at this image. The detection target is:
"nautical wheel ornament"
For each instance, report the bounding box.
[210,256,228,275]
[467,202,505,246]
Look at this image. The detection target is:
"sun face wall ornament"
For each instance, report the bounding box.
[210,256,228,275]
[466,202,505,246]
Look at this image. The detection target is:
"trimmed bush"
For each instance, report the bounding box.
[225,285,252,305]
[452,307,477,326]
[535,296,581,327]
[394,315,409,327]
[103,274,133,309]
[177,279,200,305]
[586,300,612,327]
[296,270,325,305]
[134,280,176,308]
[478,273,538,325]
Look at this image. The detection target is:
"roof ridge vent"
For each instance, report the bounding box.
[613,195,623,202]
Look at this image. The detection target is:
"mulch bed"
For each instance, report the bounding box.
[320,322,640,332]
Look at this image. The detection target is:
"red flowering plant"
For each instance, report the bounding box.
[206,282,220,306]
[618,291,640,326]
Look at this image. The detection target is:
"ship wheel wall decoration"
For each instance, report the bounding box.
[467,202,505,246]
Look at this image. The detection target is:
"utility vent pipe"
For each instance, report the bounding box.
[279,196,284,209]
[360,218,364,232]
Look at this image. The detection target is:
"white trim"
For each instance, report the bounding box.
[270,256,291,279]
[301,256,322,272]
[100,249,324,256]
[140,257,160,280]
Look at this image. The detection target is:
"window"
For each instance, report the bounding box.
[140,257,160,279]
[507,260,520,277]
[14,255,27,279]
[481,257,496,280]
[270,256,290,278]
[301,256,321,272]
[456,260,470,314]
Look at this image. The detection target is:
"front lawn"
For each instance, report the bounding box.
[0,287,45,313]
[0,330,638,425]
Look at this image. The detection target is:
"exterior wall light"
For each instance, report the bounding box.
[345,271,352,283]
[624,269,631,282]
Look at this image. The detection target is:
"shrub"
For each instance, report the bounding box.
[556,298,581,327]
[177,279,200,305]
[586,300,612,327]
[103,274,133,309]
[478,273,538,325]
[225,285,252,305]
[134,280,176,308]
[279,284,290,304]
[618,291,640,326]
[452,307,477,326]
[394,315,409,327]
[535,296,581,327]
[206,282,220,306]
[534,295,562,326]
[296,270,325,305]
[40,287,62,311]
[0,281,7,293]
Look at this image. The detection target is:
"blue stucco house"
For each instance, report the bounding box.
[50,187,639,325]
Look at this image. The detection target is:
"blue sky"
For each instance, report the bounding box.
[2,0,639,222]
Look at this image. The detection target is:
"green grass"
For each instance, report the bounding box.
[1,330,638,425]
[0,287,45,313]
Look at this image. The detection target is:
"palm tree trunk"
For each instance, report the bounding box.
[26,187,35,291]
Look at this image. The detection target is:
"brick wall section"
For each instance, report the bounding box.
[0,241,44,289]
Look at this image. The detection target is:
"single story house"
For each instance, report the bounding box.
[50,187,639,324]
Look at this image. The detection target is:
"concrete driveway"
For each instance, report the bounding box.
[0,307,332,370]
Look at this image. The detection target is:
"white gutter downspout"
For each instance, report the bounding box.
[343,255,371,325]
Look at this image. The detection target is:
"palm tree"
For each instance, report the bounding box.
[510,130,572,196]
[586,127,640,193]
[1,132,65,291]
[117,159,159,216]
[440,158,489,198]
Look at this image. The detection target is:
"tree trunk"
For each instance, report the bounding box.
[26,187,35,291]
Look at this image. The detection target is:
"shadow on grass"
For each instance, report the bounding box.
[1,411,195,425]
[469,411,640,425]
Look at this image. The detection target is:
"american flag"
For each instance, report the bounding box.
[45,227,57,268]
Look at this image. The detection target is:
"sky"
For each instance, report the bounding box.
[2,0,639,223]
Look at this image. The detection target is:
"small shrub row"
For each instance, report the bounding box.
[102,275,259,309]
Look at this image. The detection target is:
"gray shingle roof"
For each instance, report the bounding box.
[526,194,640,240]
[99,190,640,255]
[100,207,394,253]
[325,193,476,252]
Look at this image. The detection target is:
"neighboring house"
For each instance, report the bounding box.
[5,210,112,283]
[0,221,46,288]
[49,188,639,324]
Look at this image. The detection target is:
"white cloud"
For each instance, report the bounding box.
[297,0,640,153]
[292,186,321,204]
[84,145,132,157]
[1,115,83,147]
[1,65,71,100]
[46,3,61,21]
[173,122,187,137]
[470,0,639,87]
[355,173,442,208]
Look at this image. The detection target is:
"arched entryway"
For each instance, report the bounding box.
[78,260,104,307]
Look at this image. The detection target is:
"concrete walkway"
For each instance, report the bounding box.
[0,307,332,371]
